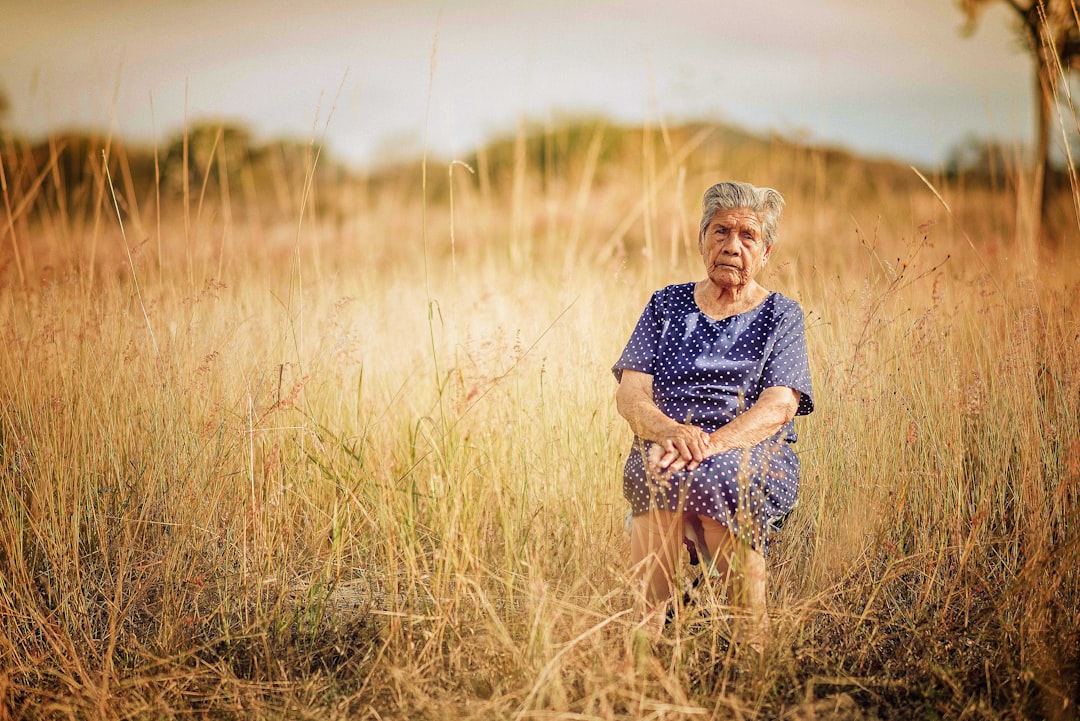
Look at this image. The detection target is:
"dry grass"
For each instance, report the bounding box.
[0,117,1078,720]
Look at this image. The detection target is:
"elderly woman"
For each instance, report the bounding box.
[613,181,813,646]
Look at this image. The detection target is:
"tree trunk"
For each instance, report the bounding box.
[1024,0,1063,248]
[1033,52,1051,244]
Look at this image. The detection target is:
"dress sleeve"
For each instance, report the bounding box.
[611,291,666,382]
[760,303,815,416]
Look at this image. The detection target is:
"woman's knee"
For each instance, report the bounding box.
[631,509,682,540]
[697,514,737,557]
[630,510,684,565]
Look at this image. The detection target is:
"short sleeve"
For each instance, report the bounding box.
[612,291,666,382]
[760,304,815,416]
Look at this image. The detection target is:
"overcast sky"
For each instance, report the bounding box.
[1,0,1036,168]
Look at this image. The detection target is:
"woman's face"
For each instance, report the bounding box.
[699,208,772,290]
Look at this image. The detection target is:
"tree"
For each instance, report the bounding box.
[946,132,1014,176]
[958,0,1080,239]
[162,121,254,194]
[0,85,10,129]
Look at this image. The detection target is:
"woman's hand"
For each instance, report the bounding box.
[644,423,711,483]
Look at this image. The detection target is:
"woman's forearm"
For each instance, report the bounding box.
[709,386,799,452]
[616,384,681,441]
[617,373,711,470]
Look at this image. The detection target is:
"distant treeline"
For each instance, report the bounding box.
[1,116,1070,226]
[0,122,359,223]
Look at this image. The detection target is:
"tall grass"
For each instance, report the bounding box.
[0,115,1077,720]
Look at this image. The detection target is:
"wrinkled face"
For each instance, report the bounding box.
[698,208,771,290]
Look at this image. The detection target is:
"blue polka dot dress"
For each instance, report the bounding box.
[613,282,814,551]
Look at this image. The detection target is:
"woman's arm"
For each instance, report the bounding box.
[660,386,801,476]
[616,369,710,470]
[708,385,800,453]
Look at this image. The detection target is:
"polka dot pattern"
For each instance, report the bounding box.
[612,282,814,551]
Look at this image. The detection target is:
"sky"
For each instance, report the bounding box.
[1,0,1037,169]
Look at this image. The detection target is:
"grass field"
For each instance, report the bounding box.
[1,118,1078,720]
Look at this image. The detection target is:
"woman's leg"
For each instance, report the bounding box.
[630,510,684,631]
[698,515,770,650]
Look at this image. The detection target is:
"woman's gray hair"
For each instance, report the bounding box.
[699,182,785,248]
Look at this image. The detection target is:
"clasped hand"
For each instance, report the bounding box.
[645,423,714,485]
